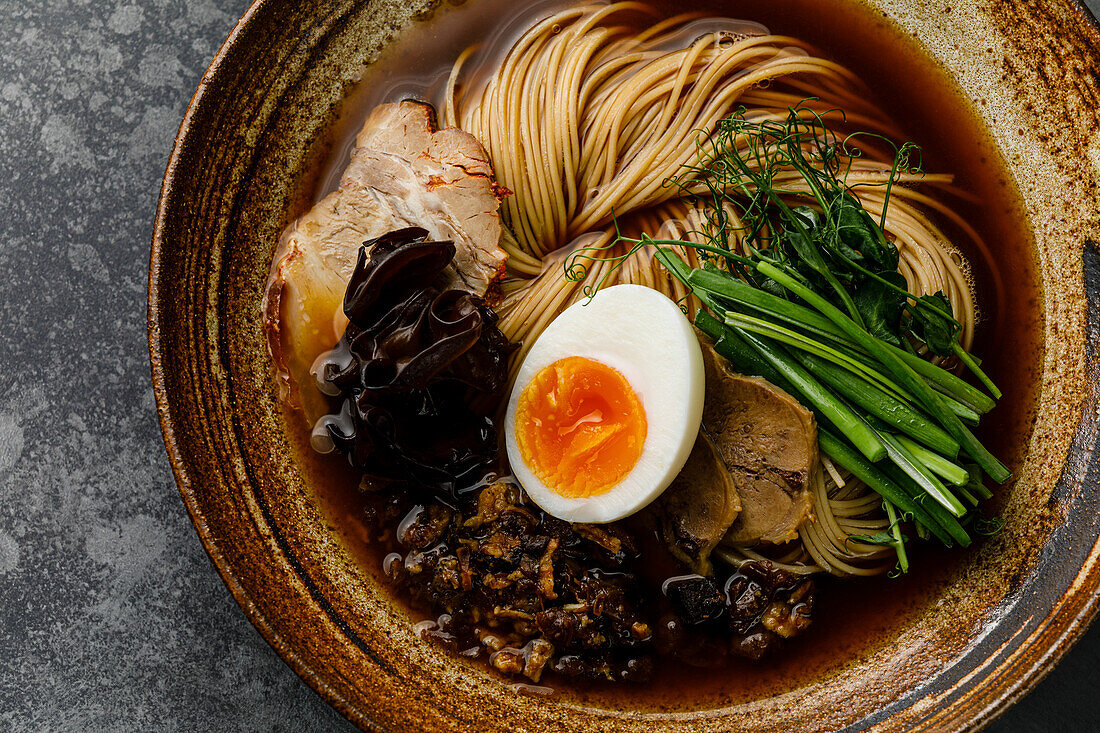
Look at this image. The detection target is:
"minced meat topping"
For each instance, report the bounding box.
[361,478,815,683]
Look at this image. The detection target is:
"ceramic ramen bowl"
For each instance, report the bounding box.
[148,0,1100,730]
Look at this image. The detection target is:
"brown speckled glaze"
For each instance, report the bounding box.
[148,1,1100,730]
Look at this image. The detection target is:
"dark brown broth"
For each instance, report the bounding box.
[287,0,1042,710]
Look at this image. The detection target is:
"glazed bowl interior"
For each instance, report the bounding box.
[149,0,1100,730]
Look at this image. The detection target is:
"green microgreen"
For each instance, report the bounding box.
[562,101,1008,571]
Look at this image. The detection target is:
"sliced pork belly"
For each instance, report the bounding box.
[264,100,508,417]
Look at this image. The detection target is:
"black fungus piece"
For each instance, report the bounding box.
[506,578,544,615]
[663,575,727,625]
[341,227,454,324]
[652,560,817,665]
[495,507,538,539]
[315,227,515,494]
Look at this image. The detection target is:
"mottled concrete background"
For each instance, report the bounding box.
[0,0,1097,731]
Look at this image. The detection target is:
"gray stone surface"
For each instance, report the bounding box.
[0,0,1096,730]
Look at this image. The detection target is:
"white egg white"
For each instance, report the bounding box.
[504,284,705,523]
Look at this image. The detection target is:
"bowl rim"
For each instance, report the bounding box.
[148,1,1100,730]
[147,1,379,727]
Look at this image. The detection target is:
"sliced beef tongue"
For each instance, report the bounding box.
[697,338,817,545]
[264,100,509,419]
[656,334,817,575]
[658,430,741,575]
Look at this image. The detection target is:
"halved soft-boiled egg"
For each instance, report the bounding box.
[504,284,705,523]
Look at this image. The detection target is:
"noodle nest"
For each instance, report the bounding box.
[445,2,980,577]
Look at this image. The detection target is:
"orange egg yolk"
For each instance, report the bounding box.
[514,356,647,499]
